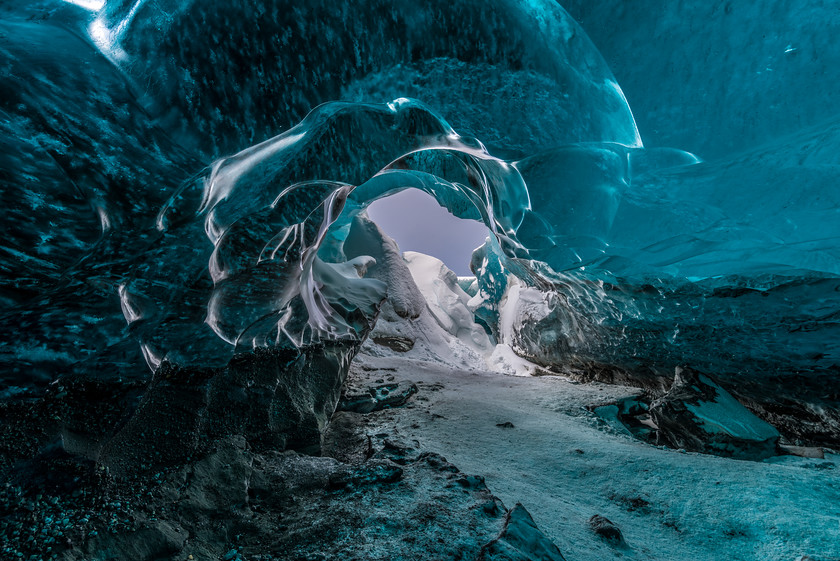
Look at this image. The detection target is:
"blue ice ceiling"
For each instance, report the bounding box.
[0,0,838,391]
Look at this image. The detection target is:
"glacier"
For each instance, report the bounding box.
[3,0,837,389]
[1,1,839,559]
[0,0,838,441]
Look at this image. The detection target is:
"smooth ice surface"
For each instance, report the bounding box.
[565,1,840,159]
[684,375,780,442]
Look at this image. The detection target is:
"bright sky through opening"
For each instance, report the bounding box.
[366,189,489,276]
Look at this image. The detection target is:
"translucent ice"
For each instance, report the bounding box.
[0,0,837,400]
[95,0,641,157]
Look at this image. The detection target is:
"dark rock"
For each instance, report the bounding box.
[375,438,420,465]
[372,336,416,352]
[180,436,253,513]
[320,411,371,464]
[562,361,673,394]
[337,380,418,414]
[85,519,188,561]
[369,381,418,409]
[779,445,825,459]
[418,452,461,473]
[732,378,840,450]
[101,342,359,473]
[649,367,780,460]
[565,361,840,450]
[592,396,658,442]
[9,443,100,497]
[0,378,571,561]
[456,475,486,489]
[479,503,567,561]
[327,461,403,490]
[588,514,625,545]
[244,446,513,560]
[336,393,378,414]
[0,376,146,475]
[552,315,840,451]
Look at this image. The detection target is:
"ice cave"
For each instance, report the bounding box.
[1,1,838,560]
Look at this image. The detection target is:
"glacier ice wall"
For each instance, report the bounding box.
[96,0,640,158]
[564,1,840,160]
[0,0,638,388]
[0,0,838,403]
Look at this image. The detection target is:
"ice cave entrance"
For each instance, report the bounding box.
[366,188,490,276]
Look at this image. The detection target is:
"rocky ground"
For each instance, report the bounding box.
[0,353,565,561]
[2,348,839,561]
[341,349,840,561]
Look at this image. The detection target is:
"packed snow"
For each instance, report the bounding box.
[350,352,840,561]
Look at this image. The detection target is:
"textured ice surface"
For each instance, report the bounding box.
[565,1,840,159]
[97,0,640,158]
[0,0,838,397]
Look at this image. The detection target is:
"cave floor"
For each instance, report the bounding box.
[346,352,840,561]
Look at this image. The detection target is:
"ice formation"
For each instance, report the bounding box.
[0,0,838,402]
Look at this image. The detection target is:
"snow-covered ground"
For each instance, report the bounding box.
[350,351,840,561]
[353,242,839,560]
[361,245,551,377]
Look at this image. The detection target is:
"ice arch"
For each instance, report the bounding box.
[0,0,650,389]
[124,96,839,380]
[1,0,836,392]
[0,0,837,458]
[137,99,537,369]
[118,95,709,386]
